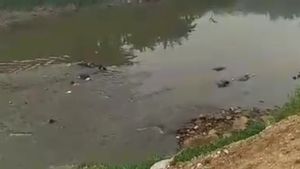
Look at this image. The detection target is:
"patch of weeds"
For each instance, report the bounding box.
[77,156,161,169]
[273,88,300,122]
[173,121,266,163]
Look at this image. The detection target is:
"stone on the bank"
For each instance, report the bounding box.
[150,159,173,169]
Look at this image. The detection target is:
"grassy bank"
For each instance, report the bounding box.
[79,88,300,169]
[173,121,266,163]
[0,0,104,10]
[273,88,300,122]
[77,157,161,169]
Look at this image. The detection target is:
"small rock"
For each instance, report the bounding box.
[8,101,13,105]
[193,125,199,130]
[176,136,181,139]
[226,116,232,120]
[198,114,205,119]
[150,159,173,169]
[234,109,242,114]
[223,149,229,154]
[208,129,217,136]
[259,100,265,103]
[293,76,297,80]
[196,163,202,168]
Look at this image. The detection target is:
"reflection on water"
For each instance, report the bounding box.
[1,0,300,65]
[0,0,235,64]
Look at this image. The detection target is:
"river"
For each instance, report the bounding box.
[1,0,300,168]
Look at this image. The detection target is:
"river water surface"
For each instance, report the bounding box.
[1,0,300,168]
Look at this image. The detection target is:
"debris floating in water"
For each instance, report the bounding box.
[78,74,92,81]
[77,61,107,71]
[65,90,72,94]
[237,73,256,82]
[209,16,218,23]
[217,80,230,88]
[292,72,300,80]
[48,119,57,124]
[212,66,226,72]
[9,132,33,137]
[70,81,79,86]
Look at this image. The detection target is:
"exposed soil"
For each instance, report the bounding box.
[176,107,271,148]
[171,115,300,169]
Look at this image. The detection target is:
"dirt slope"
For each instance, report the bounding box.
[172,115,300,169]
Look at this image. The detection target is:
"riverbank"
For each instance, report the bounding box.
[76,89,300,169]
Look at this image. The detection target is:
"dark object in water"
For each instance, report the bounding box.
[213,66,226,72]
[293,76,297,80]
[78,62,107,71]
[98,65,107,71]
[78,62,97,68]
[209,16,218,23]
[78,74,91,81]
[217,80,230,88]
[70,81,75,85]
[48,119,56,124]
[237,73,255,82]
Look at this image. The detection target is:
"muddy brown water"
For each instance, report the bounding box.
[1,0,300,168]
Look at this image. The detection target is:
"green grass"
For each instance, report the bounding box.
[0,0,104,10]
[273,88,300,122]
[77,156,161,169]
[173,121,266,163]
